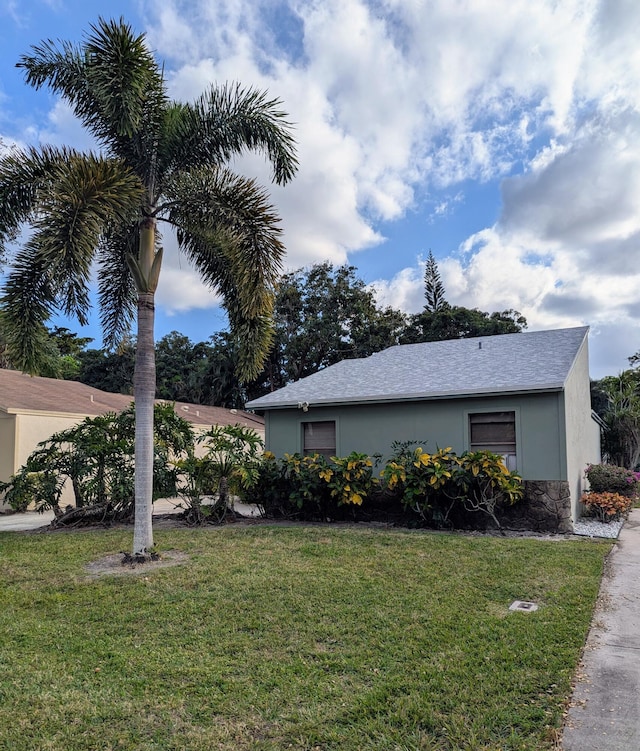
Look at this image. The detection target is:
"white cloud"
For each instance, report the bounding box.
[8,0,640,377]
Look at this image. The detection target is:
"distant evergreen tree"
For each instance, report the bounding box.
[424,250,447,312]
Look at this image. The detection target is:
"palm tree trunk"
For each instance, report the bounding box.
[132,220,157,556]
[133,290,156,554]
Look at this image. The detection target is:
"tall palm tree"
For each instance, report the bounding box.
[0,18,297,556]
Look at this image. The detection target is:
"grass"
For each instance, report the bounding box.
[0,525,610,750]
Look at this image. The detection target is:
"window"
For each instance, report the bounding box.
[303,421,336,459]
[469,411,517,470]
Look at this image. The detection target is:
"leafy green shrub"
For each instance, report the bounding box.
[248,451,378,519]
[247,444,522,528]
[379,444,523,527]
[174,424,264,524]
[0,403,192,519]
[580,491,633,522]
[585,463,640,498]
[323,452,378,506]
[0,468,63,513]
[243,451,293,517]
[282,453,334,517]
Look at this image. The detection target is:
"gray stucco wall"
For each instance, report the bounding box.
[264,390,567,482]
[561,339,602,520]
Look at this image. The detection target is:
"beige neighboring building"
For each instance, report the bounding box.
[0,369,264,509]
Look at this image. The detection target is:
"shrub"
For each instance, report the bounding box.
[248,451,378,519]
[0,404,192,520]
[585,463,640,499]
[379,444,523,528]
[243,451,293,518]
[580,491,633,522]
[452,450,524,527]
[174,424,264,524]
[248,445,523,528]
[324,452,378,506]
[282,453,334,517]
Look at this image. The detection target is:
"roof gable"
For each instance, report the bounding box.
[245,326,590,410]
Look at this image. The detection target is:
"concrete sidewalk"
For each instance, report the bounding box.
[562,509,640,750]
[0,498,260,532]
[0,498,183,532]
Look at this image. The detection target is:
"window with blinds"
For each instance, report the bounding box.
[303,421,336,459]
[469,411,517,470]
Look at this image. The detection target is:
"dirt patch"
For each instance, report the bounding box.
[84,549,189,578]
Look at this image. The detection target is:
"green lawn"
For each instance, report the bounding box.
[0,525,610,750]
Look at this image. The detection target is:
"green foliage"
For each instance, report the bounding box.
[323,452,377,506]
[580,491,633,522]
[281,453,334,514]
[76,342,135,394]
[584,463,640,498]
[243,451,292,517]
[174,424,264,524]
[0,466,63,513]
[258,262,407,391]
[400,305,527,344]
[0,403,193,518]
[380,444,523,527]
[423,249,447,312]
[264,451,379,518]
[250,444,523,527]
[591,370,640,468]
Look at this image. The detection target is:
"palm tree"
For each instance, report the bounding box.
[0,18,297,556]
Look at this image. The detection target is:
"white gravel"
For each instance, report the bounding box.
[572,517,624,539]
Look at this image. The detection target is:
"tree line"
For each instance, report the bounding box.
[1,255,528,408]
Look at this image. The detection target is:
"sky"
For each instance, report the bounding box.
[1,0,639,379]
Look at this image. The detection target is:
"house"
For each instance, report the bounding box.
[245,326,601,530]
[0,369,264,508]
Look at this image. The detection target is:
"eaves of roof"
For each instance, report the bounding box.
[253,382,565,411]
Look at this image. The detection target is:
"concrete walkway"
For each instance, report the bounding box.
[0,498,183,532]
[0,498,260,532]
[562,509,640,750]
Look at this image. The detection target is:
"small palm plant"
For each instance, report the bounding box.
[175,425,264,524]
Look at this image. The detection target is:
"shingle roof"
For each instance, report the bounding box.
[245,326,589,410]
[0,369,264,430]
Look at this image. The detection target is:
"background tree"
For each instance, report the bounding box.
[154,331,215,404]
[261,263,406,391]
[423,249,447,312]
[591,370,640,468]
[400,306,527,344]
[0,19,296,556]
[77,341,136,395]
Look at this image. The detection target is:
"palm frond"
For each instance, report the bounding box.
[1,240,57,373]
[17,18,166,172]
[97,222,140,349]
[0,145,78,254]
[166,167,285,380]
[33,154,143,318]
[162,83,298,185]
[0,151,143,369]
[166,166,284,298]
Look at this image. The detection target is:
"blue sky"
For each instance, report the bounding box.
[1,0,640,378]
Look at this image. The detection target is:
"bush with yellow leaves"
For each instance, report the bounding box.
[380,442,523,527]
